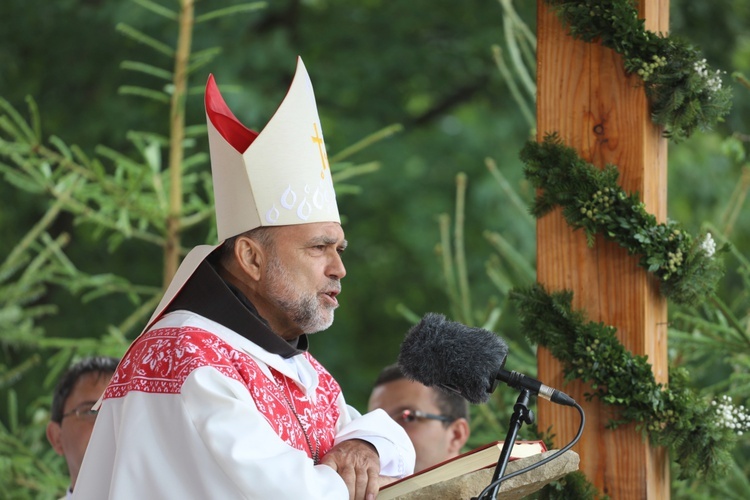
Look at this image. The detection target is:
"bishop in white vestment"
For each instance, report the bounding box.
[73,58,415,499]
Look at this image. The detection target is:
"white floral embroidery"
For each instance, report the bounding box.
[104,327,342,456]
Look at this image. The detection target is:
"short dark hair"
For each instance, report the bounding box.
[50,357,119,423]
[373,363,470,423]
[216,226,277,265]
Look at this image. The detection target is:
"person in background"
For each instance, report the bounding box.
[73,58,414,500]
[368,363,470,473]
[46,356,119,499]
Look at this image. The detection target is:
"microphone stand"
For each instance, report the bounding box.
[483,389,534,499]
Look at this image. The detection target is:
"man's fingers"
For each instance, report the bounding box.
[323,461,379,500]
[336,464,356,500]
[346,464,378,500]
[364,466,380,500]
[320,440,381,499]
[353,466,369,500]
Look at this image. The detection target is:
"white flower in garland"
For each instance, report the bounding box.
[700,232,717,258]
[694,58,709,78]
[712,395,750,436]
[694,58,723,94]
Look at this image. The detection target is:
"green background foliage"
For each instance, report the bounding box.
[1,0,749,498]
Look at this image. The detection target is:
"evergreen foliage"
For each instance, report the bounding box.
[511,283,739,479]
[537,470,606,500]
[546,0,732,140]
[0,1,411,495]
[520,133,727,307]
[433,3,750,495]
[1,0,749,497]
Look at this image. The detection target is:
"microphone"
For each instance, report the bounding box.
[495,368,576,407]
[398,313,576,406]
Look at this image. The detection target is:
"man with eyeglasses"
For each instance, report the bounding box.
[46,356,119,500]
[368,363,470,473]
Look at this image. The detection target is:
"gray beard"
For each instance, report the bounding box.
[265,256,337,334]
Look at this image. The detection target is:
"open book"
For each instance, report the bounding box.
[377,440,547,500]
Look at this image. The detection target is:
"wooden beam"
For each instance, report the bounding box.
[535,1,670,497]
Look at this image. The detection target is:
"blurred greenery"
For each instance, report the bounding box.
[1,0,749,498]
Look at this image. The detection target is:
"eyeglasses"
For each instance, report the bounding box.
[61,403,98,422]
[397,409,453,424]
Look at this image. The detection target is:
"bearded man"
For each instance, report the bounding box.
[73,58,414,500]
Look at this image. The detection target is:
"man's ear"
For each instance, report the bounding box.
[46,421,64,456]
[233,235,265,282]
[447,418,471,455]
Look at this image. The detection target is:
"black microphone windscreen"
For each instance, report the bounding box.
[397,313,509,404]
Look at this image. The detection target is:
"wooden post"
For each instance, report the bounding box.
[535,1,670,498]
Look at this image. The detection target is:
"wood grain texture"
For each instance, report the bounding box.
[535,1,669,497]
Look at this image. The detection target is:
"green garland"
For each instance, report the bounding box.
[545,0,732,141]
[508,0,739,488]
[539,471,607,500]
[510,283,737,479]
[520,134,726,307]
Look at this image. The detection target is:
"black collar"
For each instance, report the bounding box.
[164,256,307,358]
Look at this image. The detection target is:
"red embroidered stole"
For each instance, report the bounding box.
[105,327,342,458]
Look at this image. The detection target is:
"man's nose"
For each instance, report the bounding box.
[327,251,346,280]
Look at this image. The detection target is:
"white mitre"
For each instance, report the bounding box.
[142,57,339,331]
[206,56,340,238]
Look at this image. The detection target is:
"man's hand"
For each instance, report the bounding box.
[321,439,381,500]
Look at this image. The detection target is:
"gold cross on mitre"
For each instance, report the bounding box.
[205,56,340,240]
[311,122,330,179]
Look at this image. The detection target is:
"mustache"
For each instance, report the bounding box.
[323,279,341,294]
